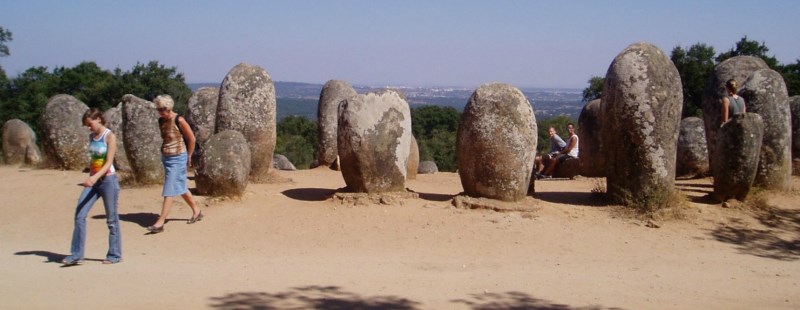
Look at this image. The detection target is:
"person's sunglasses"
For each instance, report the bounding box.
[157,107,168,112]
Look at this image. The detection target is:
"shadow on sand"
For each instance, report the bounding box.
[92,212,159,227]
[209,286,627,310]
[14,250,103,267]
[282,188,337,202]
[534,191,607,207]
[709,208,800,261]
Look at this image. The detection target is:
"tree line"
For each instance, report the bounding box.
[582,36,800,119]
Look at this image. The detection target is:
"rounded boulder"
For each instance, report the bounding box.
[456,83,537,202]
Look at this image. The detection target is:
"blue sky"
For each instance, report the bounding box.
[1,0,798,89]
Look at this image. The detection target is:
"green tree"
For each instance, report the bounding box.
[52,62,117,110]
[410,105,460,172]
[119,61,192,113]
[715,36,779,69]
[0,67,57,134]
[274,116,317,169]
[582,76,604,102]
[780,59,800,97]
[671,43,716,118]
[0,26,11,57]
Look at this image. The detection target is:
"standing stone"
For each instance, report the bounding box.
[702,56,769,170]
[741,69,791,190]
[187,87,219,147]
[121,94,164,185]
[407,135,420,180]
[676,117,709,178]
[40,94,89,170]
[273,154,296,171]
[418,161,438,174]
[216,63,276,182]
[456,83,537,202]
[195,130,251,197]
[2,119,42,166]
[713,113,764,201]
[103,103,131,173]
[601,42,683,209]
[338,90,412,193]
[578,99,603,177]
[317,80,357,167]
[789,96,800,174]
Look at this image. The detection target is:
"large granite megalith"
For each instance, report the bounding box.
[2,119,42,166]
[103,103,131,174]
[741,69,791,190]
[791,96,800,175]
[676,117,708,178]
[338,89,412,193]
[601,42,683,209]
[121,94,163,185]
[713,113,764,201]
[40,94,89,170]
[578,99,603,177]
[187,87,219,147]
[701,56,768,170]
[456,83,537,202]
[217,63,276,182]
[195,130,251,197]
[407,135,420,180]
[317,80,357,167]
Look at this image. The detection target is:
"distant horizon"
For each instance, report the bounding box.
[2,1,798,89]
[188,80,584,92]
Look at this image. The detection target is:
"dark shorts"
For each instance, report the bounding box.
[557,154,574,164]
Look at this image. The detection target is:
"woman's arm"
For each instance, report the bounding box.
[177,116,196,166]
[721,97,730,124]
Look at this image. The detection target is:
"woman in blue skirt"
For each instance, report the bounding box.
[147,95,203,233]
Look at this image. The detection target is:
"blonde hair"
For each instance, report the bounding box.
[154,95,175,110]
[725,79,738,94]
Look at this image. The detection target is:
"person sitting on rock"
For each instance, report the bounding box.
[540,123,579,179]
[534,126,566,177]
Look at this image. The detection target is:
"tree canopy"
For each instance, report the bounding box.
[584,36,799,119]
[0,60,192,135]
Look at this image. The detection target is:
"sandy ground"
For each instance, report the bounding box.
[0,165,798,309]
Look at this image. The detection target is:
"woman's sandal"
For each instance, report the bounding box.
[187,211,204,224]
[102,259,122,264]
[147,225,165,233]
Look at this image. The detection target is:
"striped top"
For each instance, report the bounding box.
[159,115,186,156]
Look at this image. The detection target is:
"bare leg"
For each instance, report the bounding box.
[182,191,200,219]
[152,196,173,228]
[544,155,561,176]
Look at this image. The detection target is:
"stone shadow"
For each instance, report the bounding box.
[282,188,337,201]
[92,212,159,227]
[452,291,627,310]
[709,208,800,261]
[534,191,607,207]
[209,285,420,309]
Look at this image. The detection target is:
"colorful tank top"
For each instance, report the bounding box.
[159,115,186,156]
[89,129,116,176]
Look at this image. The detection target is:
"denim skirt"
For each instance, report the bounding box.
[162,152,188,197]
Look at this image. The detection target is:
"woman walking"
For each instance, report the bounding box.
[147,95,203,233]
[62,108,122,265]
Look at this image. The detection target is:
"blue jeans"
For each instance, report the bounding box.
[67,174,122,262]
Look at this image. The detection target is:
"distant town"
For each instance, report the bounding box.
[189,81,585,121]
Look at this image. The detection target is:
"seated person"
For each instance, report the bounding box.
[534,126,566,176]
[540,123,579,179]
